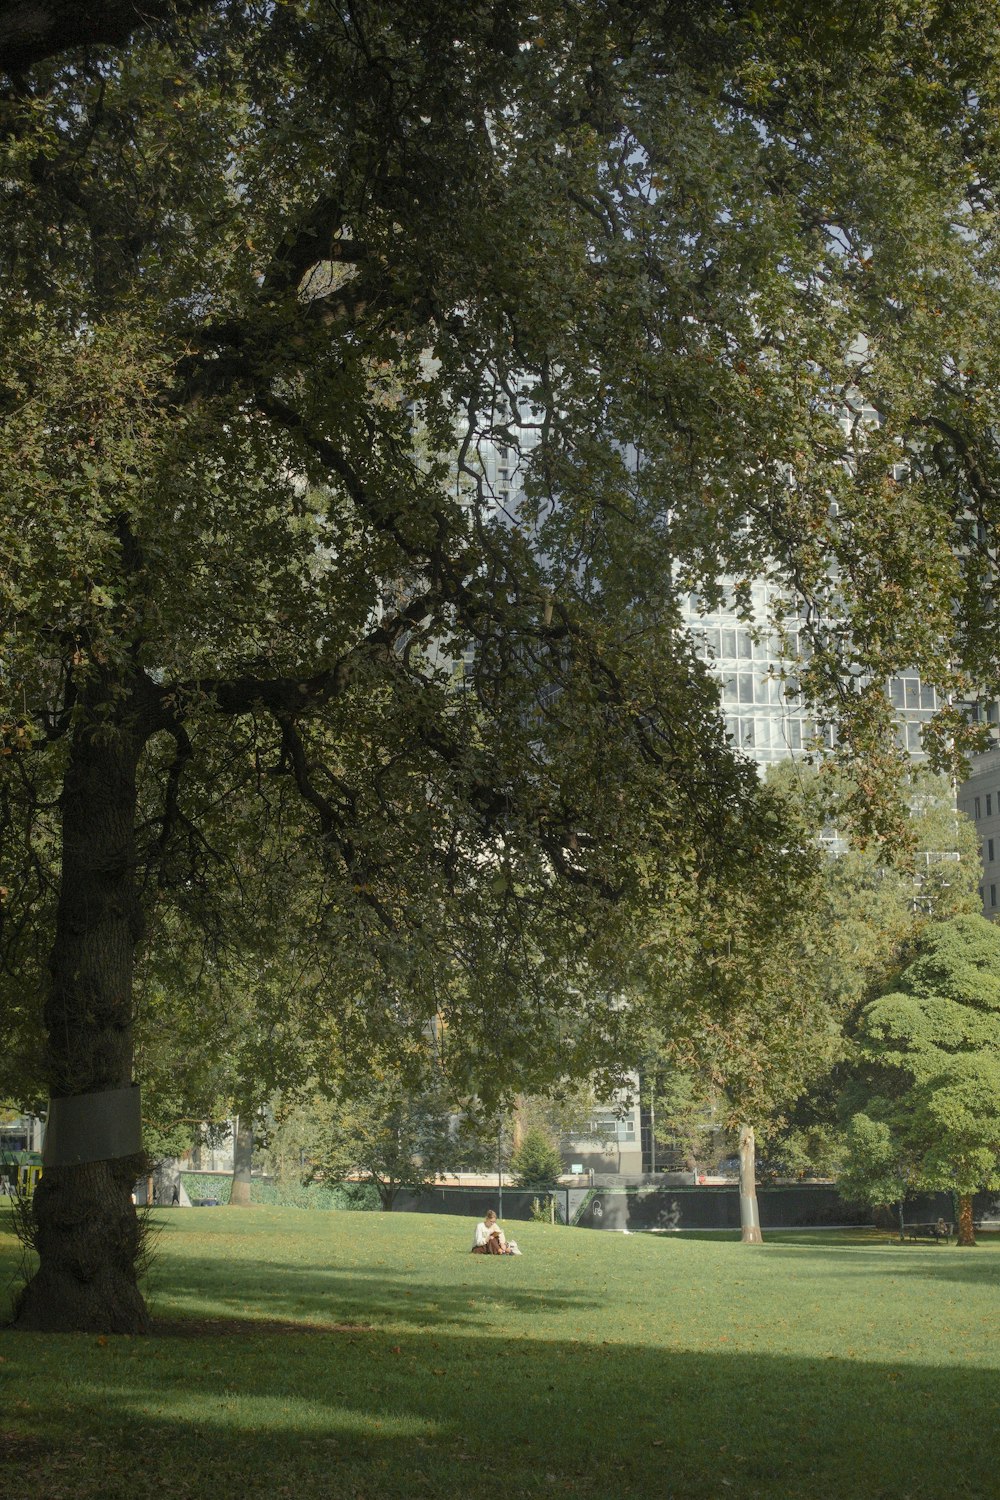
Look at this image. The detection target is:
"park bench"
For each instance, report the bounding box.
[904,1221,952,1242]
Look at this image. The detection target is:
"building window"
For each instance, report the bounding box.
[976,797,982,819]
[589,1110,636,1144]
[990,840,995,863]
[992,885,997,908]
[989,795,994,818]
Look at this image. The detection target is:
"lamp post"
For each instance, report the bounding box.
[497,1120,504,1218]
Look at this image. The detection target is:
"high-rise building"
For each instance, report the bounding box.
[956,748,1000,919]
[682,580,942,772]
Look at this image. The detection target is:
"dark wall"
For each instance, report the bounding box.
[576,1186,1000,1232]
[389,1183,1000,1232]
[393,1185,587,1223]
[575,1186,869,1232]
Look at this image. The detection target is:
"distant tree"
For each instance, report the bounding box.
[842,915,1000,1245]
[837,1113,923,1241]
[767,766,983,1021]
[510,1127,564,1189]
[643,770,982,1241]
[305,1052,491,1211]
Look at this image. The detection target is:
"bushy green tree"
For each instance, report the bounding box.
[643,770,982,1236]
[842,915,1000,1245]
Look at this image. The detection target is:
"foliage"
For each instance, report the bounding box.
[179,1172,232,1207]
[769,766,983,1019]
[6,0,1000,1325]
[515,1086,609,1151]
[841,915,1000,1222]
[303,1050,491,1210]
[510,1126,564,1188]
[638,769,982,1191]
[645,1065,723,1173]
[837,1114,920,1212]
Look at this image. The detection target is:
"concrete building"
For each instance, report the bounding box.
[561,1081,643,1177]
[682,579,942,771]
[956,746,1000,918]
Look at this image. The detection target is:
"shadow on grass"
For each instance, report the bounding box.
[143,1253,607,1332]
[0,1324,995,1500]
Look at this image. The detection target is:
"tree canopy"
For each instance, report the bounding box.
[842,915,1000,1245]
[3,1,1000,1329]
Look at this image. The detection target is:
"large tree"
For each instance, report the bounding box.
[3,2,1000,1329]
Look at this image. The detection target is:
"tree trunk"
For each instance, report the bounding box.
[15,714,150,1333]
[229,1115,254,1207]
[738,1123,764,1245]
[512,1095,525,1153]
[957,1192,976,1246]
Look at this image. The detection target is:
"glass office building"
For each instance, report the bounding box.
[682,579,940,772]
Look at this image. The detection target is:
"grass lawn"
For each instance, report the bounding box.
[1,1209,998,1499]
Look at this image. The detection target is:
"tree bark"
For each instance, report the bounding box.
[229,1116,254,1207]
[738,1123,764,1245]
[957,1192,976,1246]
[15,713,150,1332]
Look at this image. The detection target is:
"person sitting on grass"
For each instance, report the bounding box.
[471,1210,521,1255]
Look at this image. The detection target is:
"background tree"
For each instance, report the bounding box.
[304,1049,490,1212]
[756,766,984,1179]
[642,769,982,1237]
[4,2,1000,1330]
[841,915,1000,1246]
[838,1111,932,1242]
[509,1126,564,1190]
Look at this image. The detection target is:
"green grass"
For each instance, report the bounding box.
[1,1209,998,1499]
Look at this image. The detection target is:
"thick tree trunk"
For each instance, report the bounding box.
[738,1123,764,1245]
[229,1116,254,1207]
[14,713,150,1333]
[957,1192,976,1246]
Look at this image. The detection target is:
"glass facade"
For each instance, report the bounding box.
[682,580,937,770]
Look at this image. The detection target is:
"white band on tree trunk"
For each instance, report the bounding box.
[43,1086,143,1166]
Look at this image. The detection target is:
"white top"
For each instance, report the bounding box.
[473,1220,500,1248]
